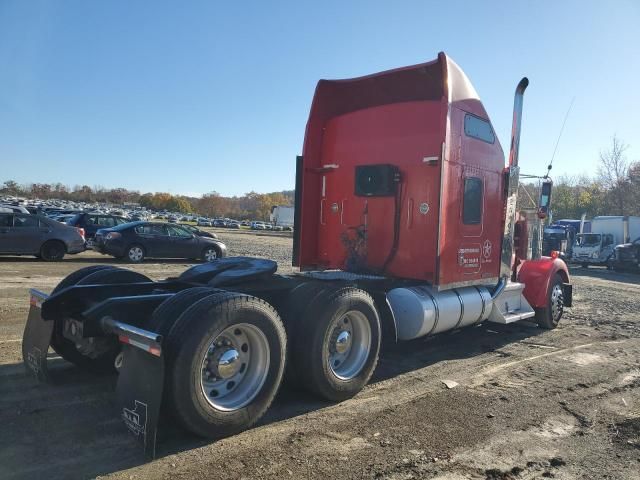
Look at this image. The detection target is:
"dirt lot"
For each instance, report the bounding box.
[1,230,639,480]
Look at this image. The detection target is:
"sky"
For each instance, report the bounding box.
[0,0,638,197]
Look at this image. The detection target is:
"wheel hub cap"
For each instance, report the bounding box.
[335,330,351,354]
[551,285,564,321]
[327,311,372,381]
[200,323,270,412]
[215,348,240,379]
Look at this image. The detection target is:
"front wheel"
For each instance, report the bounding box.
[535,274,564,329]
[202,246,220,262]
[165,292,286,438]
[290,287,381,402]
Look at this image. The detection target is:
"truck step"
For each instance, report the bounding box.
[488,282,536,324]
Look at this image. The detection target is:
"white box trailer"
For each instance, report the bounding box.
[270,205,294,227]
[593,216,640,244]
[572,216,640,265]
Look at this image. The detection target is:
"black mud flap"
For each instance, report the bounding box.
[562,283,573,307]
[22,289,53,382]
[109,320,164,459]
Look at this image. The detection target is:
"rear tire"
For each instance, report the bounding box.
[281,282,329,387]
[165,292,286,438]
[40,240,66,261]
[290,287,381,402]
[147,287,220,335]
[125,244,145,263]
[50,266,151,372]
[535,274,564,330]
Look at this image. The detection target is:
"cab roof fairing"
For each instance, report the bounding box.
[302,51,503,164]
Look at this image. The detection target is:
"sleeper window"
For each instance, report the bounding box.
[464,114,495,144]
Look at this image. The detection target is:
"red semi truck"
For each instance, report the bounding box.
[22,52,572,457]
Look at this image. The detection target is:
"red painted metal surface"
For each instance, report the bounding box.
[297,52,507,289]
[518,257,570,308]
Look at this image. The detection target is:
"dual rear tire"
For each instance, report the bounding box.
[154,285,381,438]
[287,286,381,402]
[50,268,381,438]
[154,289,287,438]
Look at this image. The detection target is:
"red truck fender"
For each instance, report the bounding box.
[517,257,570,308]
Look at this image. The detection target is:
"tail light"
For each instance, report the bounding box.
[77,227,85,239]
[550,250,559,259]
[106,232,122,241]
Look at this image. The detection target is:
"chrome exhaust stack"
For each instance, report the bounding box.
[500,78,529,278]
[508,78,529,168]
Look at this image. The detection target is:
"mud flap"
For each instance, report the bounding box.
[22,289,53,382]
[110,321,164,459]
[562,283,573,307]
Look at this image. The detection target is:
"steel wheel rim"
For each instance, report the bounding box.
[204,248,217,261]
[200,323,270,411]
[550,284,564,321]
[128,247,143,261]
[327,310,371,380]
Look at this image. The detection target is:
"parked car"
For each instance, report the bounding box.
[213,219,227,227]
[94,221,227,263]
[197,218,212,227]
[66,213,130,247]
[179,223,218,239]
[0,204,31,214]
[0,213,85,260]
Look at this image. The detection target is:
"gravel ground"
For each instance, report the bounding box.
[0,230,639,480]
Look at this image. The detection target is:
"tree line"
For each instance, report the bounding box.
[519,136,639,221]
[0,180,294,221]
[2,137,636,221]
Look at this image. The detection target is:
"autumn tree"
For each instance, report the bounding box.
[597,135,631,215]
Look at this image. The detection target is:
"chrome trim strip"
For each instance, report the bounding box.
[422,288,440,336]
[473,285,486,323]
[433,277,499,291]
[452,288,465,329]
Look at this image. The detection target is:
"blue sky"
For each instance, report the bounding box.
[1,1,638,197]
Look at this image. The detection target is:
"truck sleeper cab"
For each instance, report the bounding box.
[21,52,571,458]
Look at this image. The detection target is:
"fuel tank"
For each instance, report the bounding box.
[387,285,493,341]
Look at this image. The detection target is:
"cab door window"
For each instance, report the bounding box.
[462,177,483,225]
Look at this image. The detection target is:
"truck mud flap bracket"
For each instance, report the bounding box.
[105,319,165,459]
[22,289,54,382]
